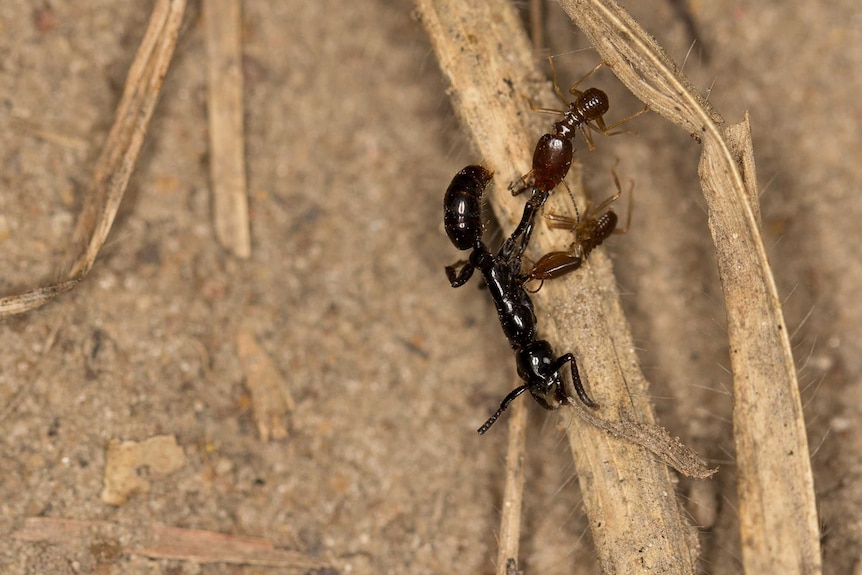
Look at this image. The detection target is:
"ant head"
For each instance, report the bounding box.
[516,340,566,411]
[529,385,563,411]
[581,87,610,118]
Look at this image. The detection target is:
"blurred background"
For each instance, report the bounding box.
[0,1,859,573]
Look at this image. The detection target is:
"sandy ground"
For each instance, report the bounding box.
[1,1,860,574]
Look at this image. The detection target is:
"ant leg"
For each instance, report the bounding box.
[580,127,598,152]
[545,178,590,229]
[445,260,475,288]
[508,170,534,197]
[527,101,567,116]
[477,384,529,435]
[590,104,649,137]
[552,353,598,408]
[543,213,579,230]
[522,86,565,117]
[610,165,634,235]
[590,163,623,216]
[568,60,607,95]
[546,54,570,107]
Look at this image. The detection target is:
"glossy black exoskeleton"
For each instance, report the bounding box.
[443,165,597,434]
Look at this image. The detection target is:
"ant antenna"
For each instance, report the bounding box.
[523,277,545,294]
[477,385,528,434]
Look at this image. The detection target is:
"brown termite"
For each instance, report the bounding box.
[523,166,632,284]
[510,57,648,197]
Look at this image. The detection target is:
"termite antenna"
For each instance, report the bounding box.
[562,179,581,227]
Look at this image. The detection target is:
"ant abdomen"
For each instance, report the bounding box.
[443,165,493,251]
[531,134,573,192]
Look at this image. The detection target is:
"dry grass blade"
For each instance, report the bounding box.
[555,0,721,133]
[496,390,527,575]
[0,0,187,317]
[416,0,702,572]
[129,524,328,567]
[12,517,329,569]
[204,0,251,258]
[556,0,821,572]
[0,278,81,317]
[570,402,716,480]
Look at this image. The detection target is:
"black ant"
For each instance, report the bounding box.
[443,165,598,434]
[510,58,648,197]
[523,166,632,283]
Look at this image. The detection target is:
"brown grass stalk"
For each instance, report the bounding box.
[0,0,187,316]
[556,0,821,572]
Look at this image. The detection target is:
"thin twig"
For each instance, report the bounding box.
[496,384,527,575]
[569,401,716,480]
[204,0,251,258]
[0,0,187,316]
[12,517,328,569]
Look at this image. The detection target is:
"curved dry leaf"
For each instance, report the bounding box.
[570,401,717,480]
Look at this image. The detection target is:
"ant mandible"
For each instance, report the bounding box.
[443,165,598,434]
[510,57,648,198]
[523,166,632,284]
